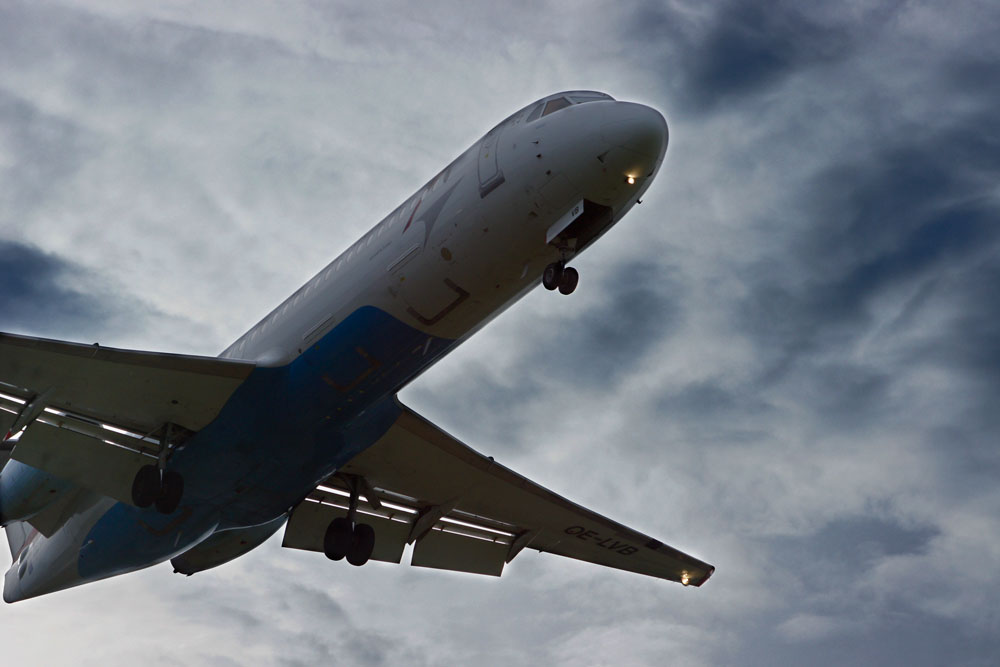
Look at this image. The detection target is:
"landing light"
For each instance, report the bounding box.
[626,176,635,185]
[681,572,690,586]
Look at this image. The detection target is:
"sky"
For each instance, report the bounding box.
[2,1,999,664]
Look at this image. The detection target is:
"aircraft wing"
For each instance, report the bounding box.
[0,332,255,508]
[282,400,715,586]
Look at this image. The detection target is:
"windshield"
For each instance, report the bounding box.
[525,91,615,122]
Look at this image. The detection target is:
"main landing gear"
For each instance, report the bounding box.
[542,262,579,295]
[324,477,376,566]
[130,423,184,514]
[131,465,184,514]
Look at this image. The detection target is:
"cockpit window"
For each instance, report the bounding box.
[541,97,572,117]
[525,91,615,123]
[568,92,614,104]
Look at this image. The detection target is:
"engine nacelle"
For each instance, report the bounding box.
[170,513,288,575]
[0,459,73,526]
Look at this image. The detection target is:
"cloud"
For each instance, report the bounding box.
[4,1,1000,666]
[0,239,144,340]
[681,2,856,111]
[776,613,851,642]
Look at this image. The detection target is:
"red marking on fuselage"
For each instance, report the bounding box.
[402,196,424,233]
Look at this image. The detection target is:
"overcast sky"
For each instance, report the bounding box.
[2,1,999,665]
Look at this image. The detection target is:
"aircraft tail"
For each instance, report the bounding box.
[4,521,29,559]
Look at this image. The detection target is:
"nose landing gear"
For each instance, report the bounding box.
[542,262,579,295]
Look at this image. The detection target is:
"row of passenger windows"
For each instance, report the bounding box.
[228,160,459,357]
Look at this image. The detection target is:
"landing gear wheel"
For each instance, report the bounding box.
[324,517,353,561]
[131,465,161,508]
[347,523,376,566]
[558,266,579,295]
[542,262,564,291]
[155,471,184,514]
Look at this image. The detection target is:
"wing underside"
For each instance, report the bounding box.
[283,400,714,586]
[0,332,255,513]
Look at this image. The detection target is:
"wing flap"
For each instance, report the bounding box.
[284,400,714,586]
[283,494,411,564]
[10,420,150,507]
[410,529,506,576]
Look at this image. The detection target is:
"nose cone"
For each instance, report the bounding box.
[600,102,669,163]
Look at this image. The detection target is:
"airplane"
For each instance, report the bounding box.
[0,90,714,603]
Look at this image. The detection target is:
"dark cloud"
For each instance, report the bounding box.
[653,380,776,447]
[741,612,1000,667]
[948,263,1000,388]
[628,1,897,114]
[526,261,682,385]
[772,516,938,579]
[0,240,117,339]
[736,108,1000,389]
[403,359,543,457]
[684,3,854,110]
[0,239,199,348]
[406,262,681,456]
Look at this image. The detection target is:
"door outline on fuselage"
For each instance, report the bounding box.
[477,126,505,198]
[387,216,470,328]
[404,278,470,326]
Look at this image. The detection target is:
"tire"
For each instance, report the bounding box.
[324,517,353,561]
[542,263,563,291]
[131,465,161,508]
[558,266,579,295]
[347,523,376,566]
[155,471,184,514]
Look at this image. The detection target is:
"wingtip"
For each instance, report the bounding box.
[693,566,715,587]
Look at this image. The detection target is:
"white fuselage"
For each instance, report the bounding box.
[220,94,665,366]
[4,91,668,602]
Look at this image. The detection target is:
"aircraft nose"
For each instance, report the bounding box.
[600,102,668,162]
